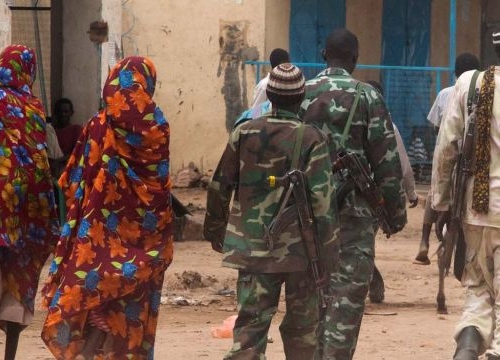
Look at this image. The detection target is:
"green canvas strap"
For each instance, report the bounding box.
[340,83,362,148]
[467,70,480,115]
[291,122,305,169]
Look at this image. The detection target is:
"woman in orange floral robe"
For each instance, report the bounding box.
[41,56,173,359]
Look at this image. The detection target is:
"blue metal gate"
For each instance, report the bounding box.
[289,0,345,79]
[381,0,433,160]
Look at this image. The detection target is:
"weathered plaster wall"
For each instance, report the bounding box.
[62,1,100,124]
[62,0,122,125]
[431,0,481,85]
[481,0,500,66]
[0,2,11,49]
[262,0,290,75]
[347,0,480,85]
[455,0,481,61]
[100,0,122,91]
[114,0,482,175]
[347,0,383,82]
[121,0,266,174]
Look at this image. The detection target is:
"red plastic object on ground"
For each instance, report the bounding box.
[211,315,237,338]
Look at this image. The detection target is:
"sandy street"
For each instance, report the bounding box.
[1,187,470,359]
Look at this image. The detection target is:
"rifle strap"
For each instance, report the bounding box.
[467,70,480,115]
[291,122,305,169]
[340,82,362,148]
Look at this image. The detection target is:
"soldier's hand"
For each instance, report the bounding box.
[409,196,418,208]
[211,239,223,253]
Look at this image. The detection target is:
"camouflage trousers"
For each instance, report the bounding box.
[316,215,378,360]
[224,270,320,360]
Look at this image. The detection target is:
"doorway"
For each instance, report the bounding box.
[289,0,345,78]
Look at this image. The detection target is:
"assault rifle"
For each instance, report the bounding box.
[435,72,479,314]
[265,170,328,309]
[332,150,394,237]
[441,98,478,278]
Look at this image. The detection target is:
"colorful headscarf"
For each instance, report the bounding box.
[42,56,173,359]
[0,44,58,311]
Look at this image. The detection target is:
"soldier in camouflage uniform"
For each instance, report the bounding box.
[300,29,407,360]
[203,63,339,359]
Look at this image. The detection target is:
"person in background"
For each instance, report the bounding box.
[300,28,407,359]
[45,119,64,160]
[365,80,418,207]
[204,63,338,359]
[44,119,67,179]
[414,53,480,265]
[365,79,418,304]
[41,56,173,359]
[52,98,82,156]
[406,129,429,162]
[0,44,59,360]
[250,48,290,109]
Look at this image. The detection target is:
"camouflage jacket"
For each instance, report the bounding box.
[300,67,407,231]
[203,112,338,273]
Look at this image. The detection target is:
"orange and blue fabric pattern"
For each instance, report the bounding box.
[0,44,59,314]
[41,56,173,359]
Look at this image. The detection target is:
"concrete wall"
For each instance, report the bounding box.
[347,0,383,82]
[0,2,11,50]
[431,0,481,85]
[100,0,122,91]
[261,0,290,77]
[347,0,481,85]
[121,0,266,174]
[480,0,500,67]
[58,0,482,175]
[62,0,122,125]
[61,1,101,123]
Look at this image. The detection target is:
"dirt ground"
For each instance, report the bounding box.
[1,186,474,359]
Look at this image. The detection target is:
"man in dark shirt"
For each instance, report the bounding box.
[53,98,82,156]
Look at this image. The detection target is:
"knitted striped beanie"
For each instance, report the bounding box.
[266,63,305,106]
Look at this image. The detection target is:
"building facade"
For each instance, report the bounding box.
[0,0,496,174]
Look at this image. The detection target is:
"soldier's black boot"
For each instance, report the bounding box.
[453,326,482,360]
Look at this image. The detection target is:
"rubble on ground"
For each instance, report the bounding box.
[174,270,218,289]
[173,162,213,188]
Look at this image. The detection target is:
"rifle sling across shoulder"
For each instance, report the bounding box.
[291,122,305,170]
[340,82,362,148]
[467,70,480,115]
